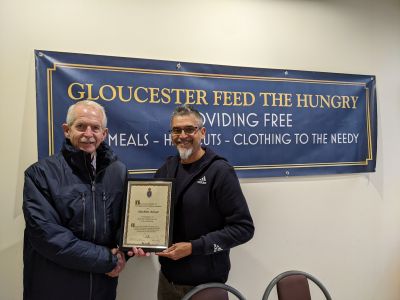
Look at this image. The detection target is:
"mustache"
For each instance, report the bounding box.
[175,137,193,143]
[80,137,96,143]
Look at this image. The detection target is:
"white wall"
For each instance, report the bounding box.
[1,0,399,299]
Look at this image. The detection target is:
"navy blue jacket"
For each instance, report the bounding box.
[23,140,127,300]
[155,147,254,285]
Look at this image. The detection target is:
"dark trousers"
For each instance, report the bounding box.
[157,271,194,300]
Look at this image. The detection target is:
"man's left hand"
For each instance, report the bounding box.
[106,248,126,277]
[156,242,192,260]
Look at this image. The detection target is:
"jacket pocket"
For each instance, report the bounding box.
[54,187,88,238]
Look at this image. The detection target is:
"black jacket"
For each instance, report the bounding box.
[23,140,127,300]
[155,147,254,285]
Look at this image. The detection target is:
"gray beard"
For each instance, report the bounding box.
[178,147,193,161]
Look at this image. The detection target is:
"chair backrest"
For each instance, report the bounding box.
[262,270,332,300]
[277,274,311,300]
[181,282,247,300]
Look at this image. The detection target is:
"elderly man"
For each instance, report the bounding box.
[23,100,127,300]
[154,105,255,300]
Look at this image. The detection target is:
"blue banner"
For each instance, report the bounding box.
[35,50,377,178]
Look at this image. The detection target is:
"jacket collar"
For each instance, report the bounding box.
[61,139,117,180]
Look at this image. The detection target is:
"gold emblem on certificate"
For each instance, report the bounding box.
[121,179,174,252]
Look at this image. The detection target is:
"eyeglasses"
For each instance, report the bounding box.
[169,126,201,135]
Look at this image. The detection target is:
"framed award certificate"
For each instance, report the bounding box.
[120,179,174,252]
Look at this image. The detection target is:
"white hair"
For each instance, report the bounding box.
[66,100,107,127]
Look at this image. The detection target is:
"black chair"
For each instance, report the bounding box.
[262,270,332,300]
[181,282,247,300]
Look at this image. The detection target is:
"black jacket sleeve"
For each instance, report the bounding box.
[191,163,255,255]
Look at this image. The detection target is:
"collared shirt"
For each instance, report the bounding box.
[91,152,97,171]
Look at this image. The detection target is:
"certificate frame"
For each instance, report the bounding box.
[120,178,174,252]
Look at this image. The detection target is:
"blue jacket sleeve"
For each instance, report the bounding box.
[23,165,118,273]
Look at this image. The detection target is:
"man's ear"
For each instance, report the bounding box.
[200,126,206,139]
[102,128,109,141]
[62,123,70,138]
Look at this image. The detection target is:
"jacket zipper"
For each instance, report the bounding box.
[83,153,97,242]
[102,192,107,235]
[85,154,109,300]
[82,193,86,237]
[90,182,95,300]
[83,153,95,300]
[89,272,93,300]
[90,164,108,242]
[91,182,96,241]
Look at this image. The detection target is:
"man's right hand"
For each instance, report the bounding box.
[127,247,150,257]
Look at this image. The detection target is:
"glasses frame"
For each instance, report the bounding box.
[169,126,202,135]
